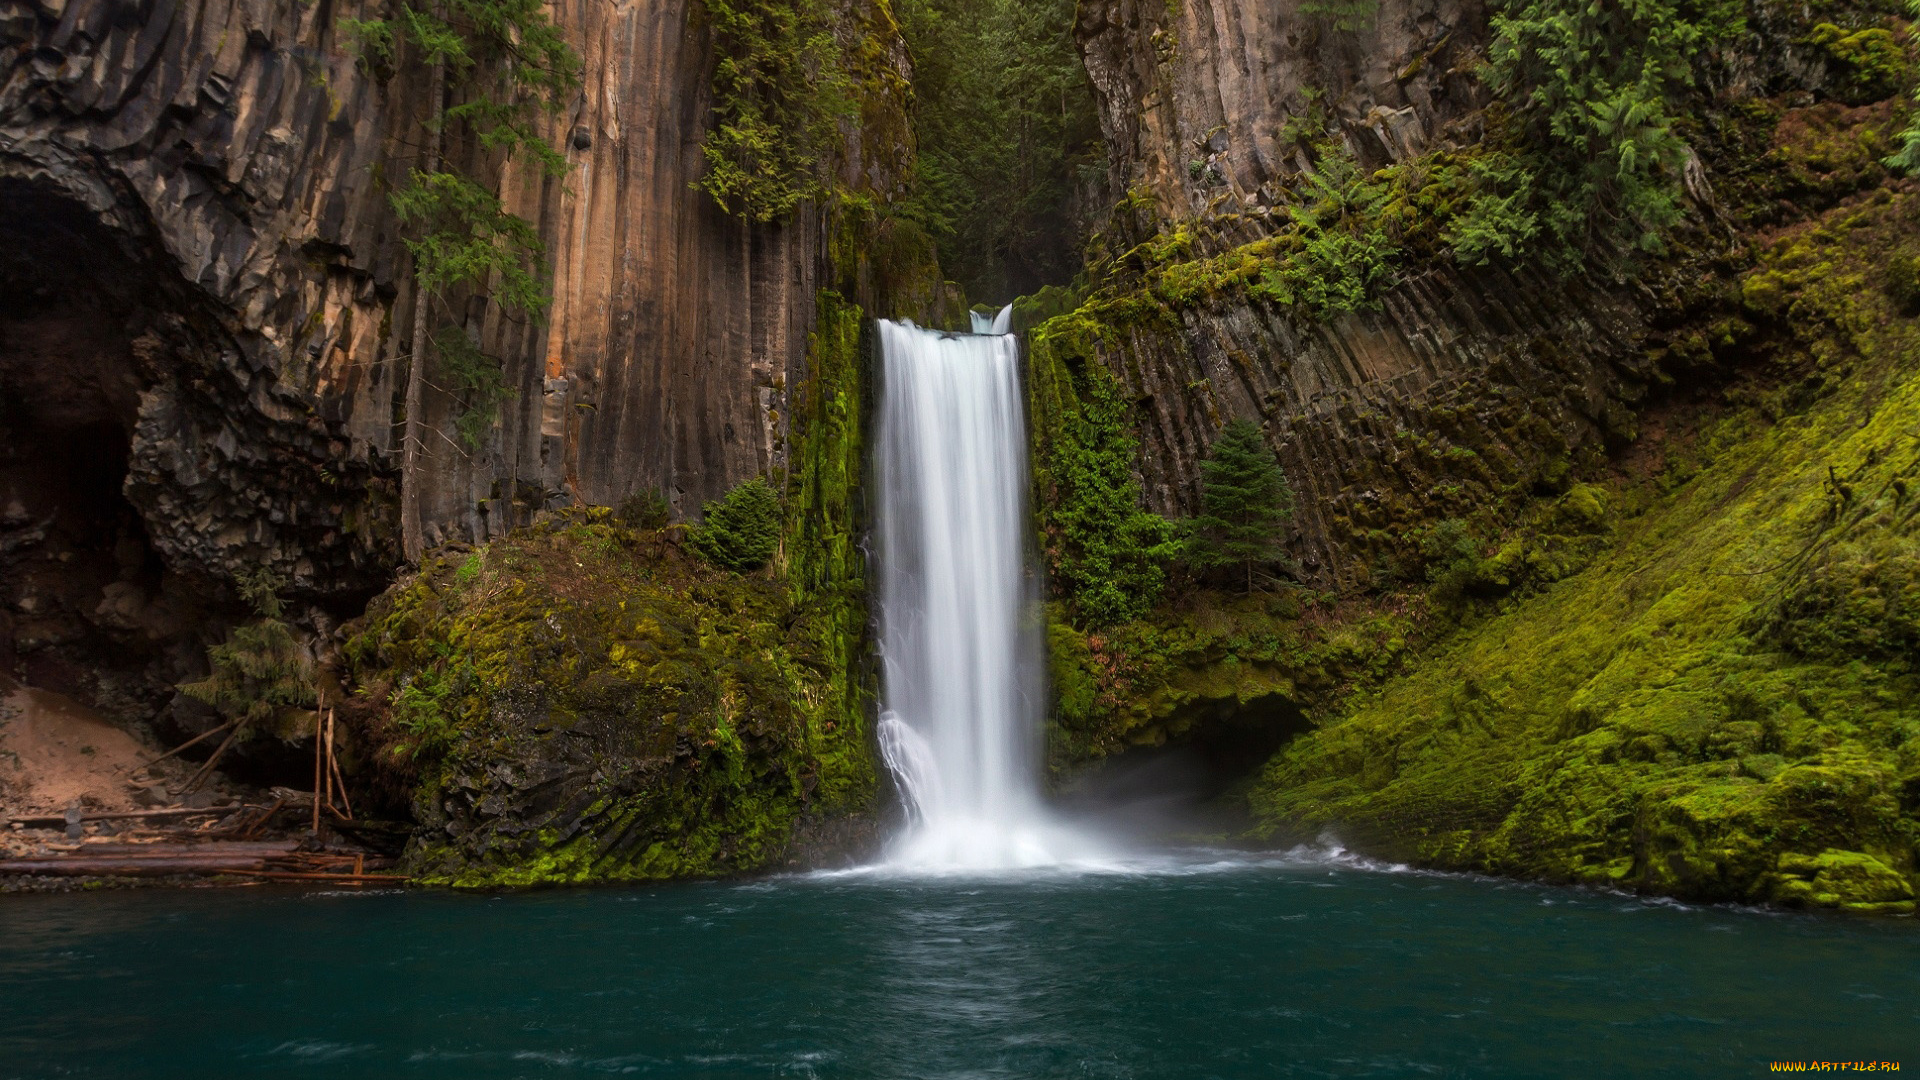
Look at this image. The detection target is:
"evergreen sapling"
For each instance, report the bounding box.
[690,476,783,572]
[1186,419,1295,592]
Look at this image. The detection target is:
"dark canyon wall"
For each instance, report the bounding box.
[1051,0,1842,586]
[0,0,915,604]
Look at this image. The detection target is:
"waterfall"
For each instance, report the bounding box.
[874,306,1101,869]
[970,306,1012,335]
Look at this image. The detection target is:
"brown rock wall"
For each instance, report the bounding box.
[1097,266,1649,584]
[1077,0,1486,230]
[0,0,914,600]
[1065,0,1666,585]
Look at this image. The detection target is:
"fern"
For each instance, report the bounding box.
[1886,0,1920,175]
[1456,0,1743,266]
[1251,147,1399,317]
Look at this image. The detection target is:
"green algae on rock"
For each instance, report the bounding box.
[1045,593,1412,780]
[346,509,875,887]
[1246,177,1920,913]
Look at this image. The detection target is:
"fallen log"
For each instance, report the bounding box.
[1,832,393,878]
[236,871,408,884]
[0,856,403,881]
[7,807,231,829]
[0,855,276,876]
[52,841,298,857]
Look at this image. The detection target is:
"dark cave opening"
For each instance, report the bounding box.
[0,181,325,790]
[0,182,172,701]
[1052,693,1314,840]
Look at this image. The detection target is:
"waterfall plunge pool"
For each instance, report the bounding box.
[2,849,1913,1077]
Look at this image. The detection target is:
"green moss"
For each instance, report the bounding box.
[1807,21,1912,104]
[1045,592,1413,776]
[347,506,868,887]
[781,290,878,811]
[349,278,897,887]
[1246,186,1920,908]
[1773,848,1916,913]
[1025,311,1178,626]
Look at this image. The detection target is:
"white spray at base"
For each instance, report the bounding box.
[873,306,1107,870]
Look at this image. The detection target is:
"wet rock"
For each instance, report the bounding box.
[1773,850,1917,915]
[129,784,169,808]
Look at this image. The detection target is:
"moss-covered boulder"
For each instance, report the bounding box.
[1771,849,1916,914]
[345,509,875,886]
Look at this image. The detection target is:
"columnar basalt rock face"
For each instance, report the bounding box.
[1061,0,1664,587]
[0,0,913,605]
[1100,268,1648,584]
[1077,0,1487,231]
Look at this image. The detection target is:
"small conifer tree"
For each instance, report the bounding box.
[182,569,317,728]
[689,476,782,572]
[1186,419,1295,592]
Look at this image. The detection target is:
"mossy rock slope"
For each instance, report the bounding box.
[1249,178,1920,914]
[347,509,874,887]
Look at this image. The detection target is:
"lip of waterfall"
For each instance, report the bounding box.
[873,311,1113,873]
[966,303,1014,336]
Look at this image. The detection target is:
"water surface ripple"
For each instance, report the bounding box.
[1,851,1913,1078]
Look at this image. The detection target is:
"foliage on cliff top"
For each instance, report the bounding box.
[893,0,1102,300]
[694,0,854,222]
[346,507,873,886]
[1449,0,1746,268]
[1249,180,1920,913]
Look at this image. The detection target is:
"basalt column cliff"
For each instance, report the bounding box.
[0,0,922,739]
[1036,0,1920,912]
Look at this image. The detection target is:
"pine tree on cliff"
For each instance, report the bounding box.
[341,1,580,562]
[1186,419,1295,592]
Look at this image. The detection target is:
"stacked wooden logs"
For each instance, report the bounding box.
[0,838,403,884]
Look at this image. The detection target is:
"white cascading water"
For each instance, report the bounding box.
[874,306,1103,870]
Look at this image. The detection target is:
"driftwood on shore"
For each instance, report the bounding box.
[6,806,229,829]
[0,840,401,882]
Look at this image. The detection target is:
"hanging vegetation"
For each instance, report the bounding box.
[342,0,581,560]
[692,0,852,222]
